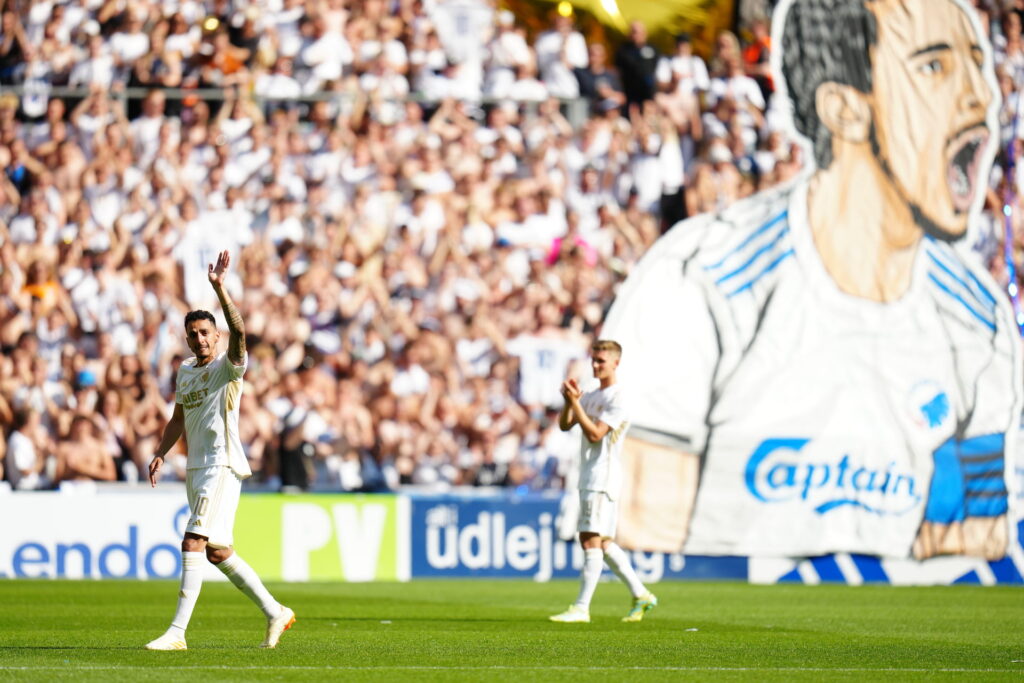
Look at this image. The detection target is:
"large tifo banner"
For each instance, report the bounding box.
[603,0,1023,566]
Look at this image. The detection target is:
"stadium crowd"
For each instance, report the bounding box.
[0,0,1022,493]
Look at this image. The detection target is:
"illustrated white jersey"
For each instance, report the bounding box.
[603,180,1022,557]
[175,351,252,478]
[577,384,630,500]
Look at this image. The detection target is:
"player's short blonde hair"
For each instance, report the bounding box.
[591,339,622,358]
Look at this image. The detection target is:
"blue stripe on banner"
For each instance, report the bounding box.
[926,251,996,314]
[962,459,1004,477]
[849,554,889,583]
[958,433,1004,456]
[809,556,845,583]
[953,570,981,585]
[728,249,795,298]
[988,558,1023,584]
[967,269,998,306]
[705,210,788,270]
[713,228,790,286]
[926,273,996,331]
[925,438,964,524]
[964,477,1007,493]
[926,242,998,307]
[677,556,748,580]
[777,566,804,583]
[965,496,1008,517]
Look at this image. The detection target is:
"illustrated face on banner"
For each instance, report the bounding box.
[776,0,1000,244]
[868,0,994,240]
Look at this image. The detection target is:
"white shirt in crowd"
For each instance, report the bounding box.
[457,336,496,377]
[165,28,200,59]
[391,363,431,397]
[431,0,492,67]
[109,29,149,64]
[707,73,766,112]
[6,430,42,490]
[656,53,710,95]
[8,212,58,245]
[130,115,173,168]
[271,5,305,57]
[507,335,585,407]
[300,32,353,85]
[68,54,115,90]
[173,213,252,307]
[254,72,302,100]
[534,28,588,98]
[484,28,531,96]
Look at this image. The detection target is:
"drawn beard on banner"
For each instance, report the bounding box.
[868,120,989,244]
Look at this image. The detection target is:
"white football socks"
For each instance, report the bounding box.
[216,552,282,619]
[169,551,205,635]
[573,548,604,610]
[604,542,648,598]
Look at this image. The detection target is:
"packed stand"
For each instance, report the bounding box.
[0,0,1020,493]
[979,1,1024,298]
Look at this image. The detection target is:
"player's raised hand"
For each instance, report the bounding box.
[208,250,230,286]
[148,454,164,487]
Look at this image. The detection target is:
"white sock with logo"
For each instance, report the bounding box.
[573,548,604,610]
[216,552,282,619]
[168,551,205,636]
[603,542,647,598]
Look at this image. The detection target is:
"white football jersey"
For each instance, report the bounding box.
[175,351,252,478]
[604,180,1021,557]
[508,335,586,408]
[577,384,630,500]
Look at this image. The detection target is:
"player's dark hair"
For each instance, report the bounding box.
[70,414,94,434]
[184,310,216,328]
[780,0,877,169]
[12,406,34,430]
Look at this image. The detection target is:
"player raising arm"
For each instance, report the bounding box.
[145,250,295,651]
[550,340,658,624]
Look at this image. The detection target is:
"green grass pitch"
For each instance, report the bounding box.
[1,580,1022,681]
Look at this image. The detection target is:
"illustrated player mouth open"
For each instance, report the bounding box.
[947,125,988,213]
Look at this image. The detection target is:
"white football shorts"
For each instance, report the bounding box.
[185,466,243,548]
[577,489,618,538]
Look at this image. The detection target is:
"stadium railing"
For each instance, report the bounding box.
[0,84,594,129]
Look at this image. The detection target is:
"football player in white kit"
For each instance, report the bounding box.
[145,251,295,650]
[549,340,658,623]
[604,0,1022,562]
